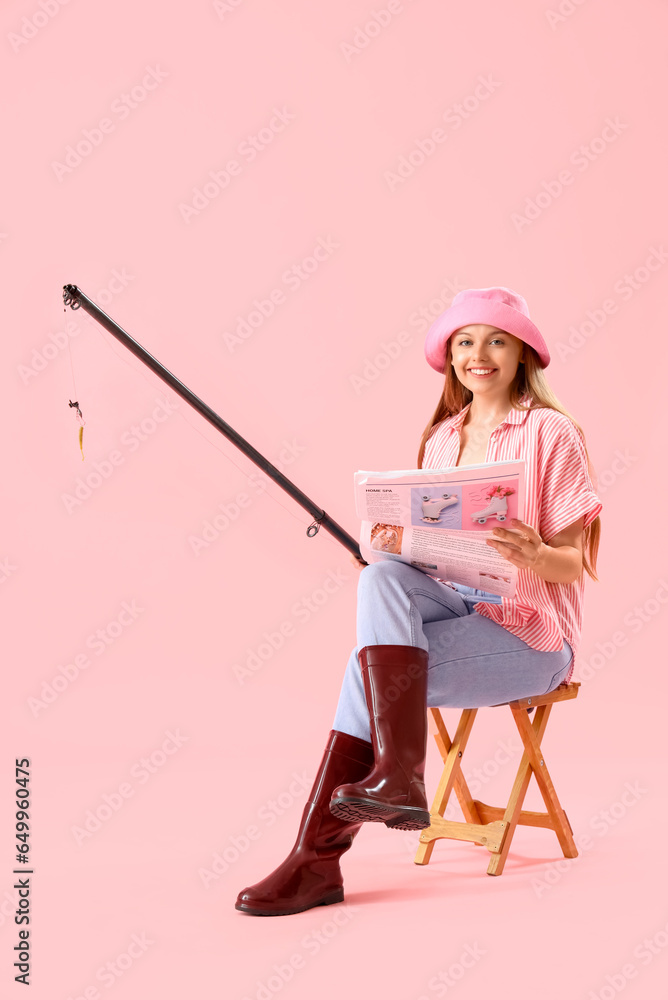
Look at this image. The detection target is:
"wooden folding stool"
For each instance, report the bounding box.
[414,682,580,876]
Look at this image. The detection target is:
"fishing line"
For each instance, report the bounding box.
[65,302,85,461]
[65,300,314,531]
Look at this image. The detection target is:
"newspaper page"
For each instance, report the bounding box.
[354,459,526,599]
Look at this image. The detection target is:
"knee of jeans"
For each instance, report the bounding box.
[359,559,405,595]
[361,560,400,579]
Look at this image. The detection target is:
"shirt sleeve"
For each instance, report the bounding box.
[538,419,603,542]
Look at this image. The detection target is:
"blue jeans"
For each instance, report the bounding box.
[332,560,573,743]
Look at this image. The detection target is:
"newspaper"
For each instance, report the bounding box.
[354,459,526,599]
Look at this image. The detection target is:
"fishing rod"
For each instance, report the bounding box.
[62,284,366,563]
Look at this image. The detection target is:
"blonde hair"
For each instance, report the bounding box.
[416,338,601,581]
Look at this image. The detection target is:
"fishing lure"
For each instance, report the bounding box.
[68,399,85,461]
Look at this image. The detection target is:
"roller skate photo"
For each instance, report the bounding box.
[420,493,459,522]
[470,484,515,526]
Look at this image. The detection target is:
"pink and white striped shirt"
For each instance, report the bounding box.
[422,392,603,683]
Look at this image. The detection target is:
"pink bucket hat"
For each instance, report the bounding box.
[424,286,550,372]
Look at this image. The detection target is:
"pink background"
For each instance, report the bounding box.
[2,1,666,997]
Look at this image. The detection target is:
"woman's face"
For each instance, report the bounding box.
[449,324,524,397]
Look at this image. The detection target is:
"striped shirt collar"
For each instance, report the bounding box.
[447,391,534,433]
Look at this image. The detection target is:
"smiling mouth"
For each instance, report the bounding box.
[467,368,497,376]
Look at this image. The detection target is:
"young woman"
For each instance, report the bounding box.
[235,286,603,917]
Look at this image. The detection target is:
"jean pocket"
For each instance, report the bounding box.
[544,659,572,694]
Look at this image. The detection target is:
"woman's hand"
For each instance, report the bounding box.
[349,552,368,570]
[485,518,547,573]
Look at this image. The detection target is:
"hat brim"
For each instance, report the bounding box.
[424,301,550,371]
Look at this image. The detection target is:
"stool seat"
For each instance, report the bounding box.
[414,681,580,876]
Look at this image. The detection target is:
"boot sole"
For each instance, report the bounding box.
[330,796,431,831]
[235,886,344,916]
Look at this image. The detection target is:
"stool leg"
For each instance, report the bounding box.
[511,705,578,860]
[487,704,577,876]
[486,709,540,876]
[414,708,478,865]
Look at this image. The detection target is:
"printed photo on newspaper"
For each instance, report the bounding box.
[354,459,526,599]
